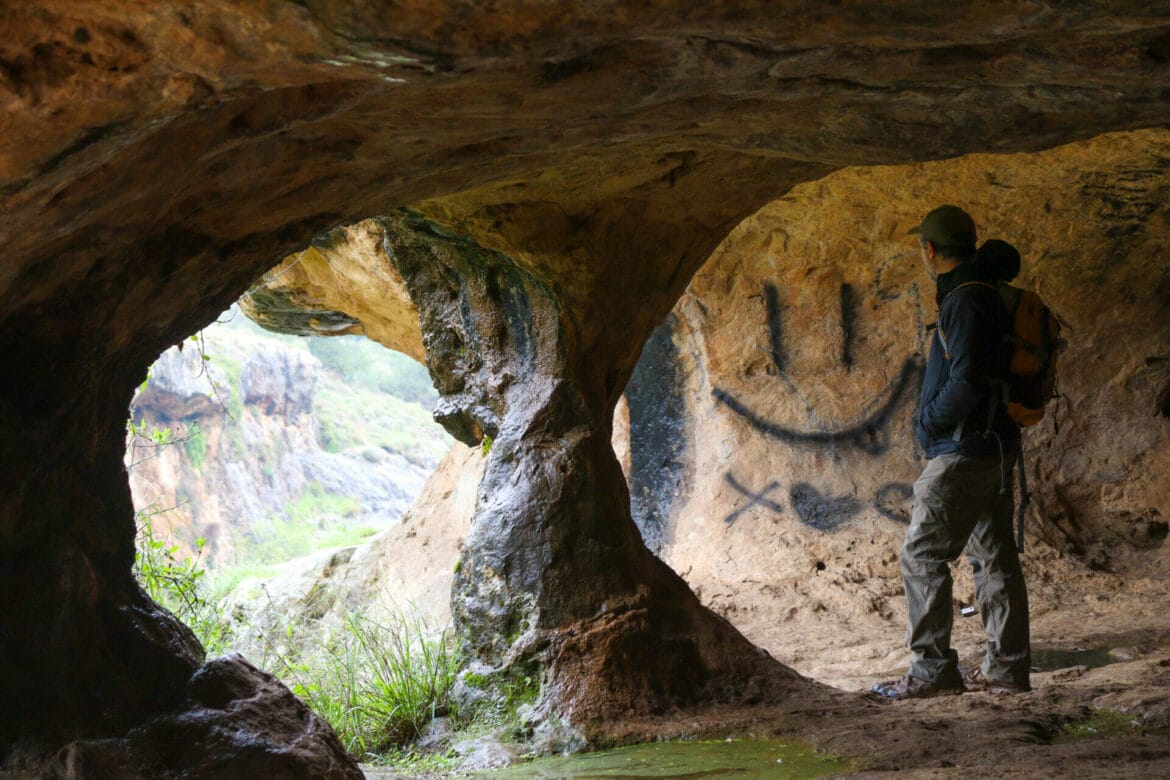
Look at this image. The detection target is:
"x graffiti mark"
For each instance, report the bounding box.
[723,473,784,526]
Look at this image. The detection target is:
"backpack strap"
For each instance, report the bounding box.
[936,280,1005,442]
[936,280,999,359]
[948,280,999,296]
[1015,452,1030,553]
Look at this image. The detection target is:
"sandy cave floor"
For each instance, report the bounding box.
[356,490,1170,777]
[596,540,1170,778]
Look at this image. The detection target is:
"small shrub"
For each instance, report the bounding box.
[183,421,207,472]
[134,505,229,654]
[266,609,461,760]
[318,416,343,453]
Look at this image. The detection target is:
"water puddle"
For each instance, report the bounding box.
[1032,646,1119,671]
[1054,708,1170,744]
[473,738,847,778]
[1032,644,1148,672]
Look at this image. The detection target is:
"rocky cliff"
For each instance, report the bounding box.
[127,325,437,566]
[5,2,1170,776]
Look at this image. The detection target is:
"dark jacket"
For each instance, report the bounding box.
[916,260,1021,459]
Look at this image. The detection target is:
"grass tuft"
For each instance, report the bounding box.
[265,609,462,760]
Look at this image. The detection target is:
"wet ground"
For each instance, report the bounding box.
[1031,644,1136,672]
[365,544,1170,778]
[470,739,846,778]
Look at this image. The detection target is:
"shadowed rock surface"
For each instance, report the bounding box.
[5,1,1170,774]
[48,655,362,780]
[240,128,1170,776]
[378,210,806,730]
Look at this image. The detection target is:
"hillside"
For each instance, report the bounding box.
[126,305,452,570]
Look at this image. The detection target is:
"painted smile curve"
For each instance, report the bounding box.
[711,358,922,456]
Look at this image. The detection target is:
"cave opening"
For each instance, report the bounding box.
[125,303,451,574]
[121,230,472,758]
[6,4,1170,774]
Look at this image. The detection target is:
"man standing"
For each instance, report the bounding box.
[873,205,1031,699]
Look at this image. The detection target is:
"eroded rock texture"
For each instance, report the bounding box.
[49,655,361,780]
[5,0,1170,771]
[657,128,1170,686]
[238,220,425,361]
[376,211,799,728]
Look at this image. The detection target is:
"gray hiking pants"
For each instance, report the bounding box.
[901,452,1031,686]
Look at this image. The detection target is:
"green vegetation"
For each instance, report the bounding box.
[202,560,280,605]
[133,504,228,654]
[135,508,460,765]
[127,418,176,445]
[182,421,207,472]
[129,306,464,768]
[1055,708,1168,742]
[453,662,543,745]
[197,307,449,467]
[286,480,360,523]
[309,336,438,406]
[475,738,849,778]
[264,609,461,761]
[314,379,448,467]
[208,481,372,565]
[364,747,458,774]
[233,512,376,566]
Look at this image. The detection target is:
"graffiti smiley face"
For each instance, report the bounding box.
[698,260,925,533]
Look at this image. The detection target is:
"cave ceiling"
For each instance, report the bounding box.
[3,1,1170,386]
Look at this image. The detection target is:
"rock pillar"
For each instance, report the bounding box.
[382,209,817,734]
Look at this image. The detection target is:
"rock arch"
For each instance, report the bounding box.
[5,2,1170,774]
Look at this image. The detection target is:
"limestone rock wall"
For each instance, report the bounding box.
[128,335,432,565]
[646,129,1170,684]
[238,221,427,362]
[7,1,1170,771]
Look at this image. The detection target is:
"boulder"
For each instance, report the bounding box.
[51,655,361,780]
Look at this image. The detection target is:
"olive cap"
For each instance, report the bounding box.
[908,205,977,247]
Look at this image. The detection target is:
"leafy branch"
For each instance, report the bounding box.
[133,502,228,653]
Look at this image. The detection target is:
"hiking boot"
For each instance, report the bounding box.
[961,667,1031,694]
[871,674,964,700]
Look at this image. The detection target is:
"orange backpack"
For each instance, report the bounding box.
[939,275,1064,554]
[942,281,1065,427]
[996,284,1065,426]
